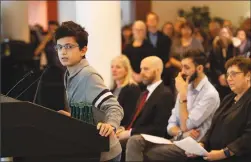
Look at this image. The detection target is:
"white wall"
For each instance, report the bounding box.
[120,1,133,26]
[75,1,121,87]
[152,1,251,28]
[58,1,76,24]
[1,1,30,42]
[28,1,48,30]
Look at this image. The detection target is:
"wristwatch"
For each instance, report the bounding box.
[176,130,183,141]
[179,99,187,104]
[223,147,231,158]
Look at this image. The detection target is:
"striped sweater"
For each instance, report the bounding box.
[64,59,124,161]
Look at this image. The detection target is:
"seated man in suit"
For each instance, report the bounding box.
[116,56,174,145]
[126,49,220,162]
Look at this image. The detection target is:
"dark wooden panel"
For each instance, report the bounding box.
[134,0,152,21]
[47,0,58,21]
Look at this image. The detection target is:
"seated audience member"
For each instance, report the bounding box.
[223,20,235,35]
[235,28,251,58]
[116,56,174,144]
[162,21,175,40]
[122,20,154,86]
[111,55,141,127]
[165,21,204,93]
[173,17,187,38]
[207,21,222,52]
[187,56,251,162]
[145,12,172,90]
[121,25,133,51]
[241,18,251,41]
[209,27,234,100]
[146,12,172,67]
[126,50,220,162]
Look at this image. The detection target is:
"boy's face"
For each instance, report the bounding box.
[56,37,87,67]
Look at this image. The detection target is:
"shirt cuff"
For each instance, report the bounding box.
[129,128,132,137]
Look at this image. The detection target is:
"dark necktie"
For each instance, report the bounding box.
[127,90,149,130]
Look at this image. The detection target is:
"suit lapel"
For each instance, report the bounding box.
[156,31,161,47]
[135,83,164,121]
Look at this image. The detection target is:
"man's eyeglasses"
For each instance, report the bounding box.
[225,71,243,79]
[54,44,79,52]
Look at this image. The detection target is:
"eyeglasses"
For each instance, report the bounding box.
[54,44,79,52]
[225,71,243,79]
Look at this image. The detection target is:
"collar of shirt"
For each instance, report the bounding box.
[188,76,208,92]
[149,31,158,36]
[148,32,158,47]
[66,59,89,79]
[146,80,162,100]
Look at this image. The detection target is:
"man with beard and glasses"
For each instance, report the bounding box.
[116,56,174,161]
[126,49,220,162]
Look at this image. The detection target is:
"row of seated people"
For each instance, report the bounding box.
[122,12,251,100]
[111,49,251,162]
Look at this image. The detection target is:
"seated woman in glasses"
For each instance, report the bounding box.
[187,56,251,162]
[111,55,141,127]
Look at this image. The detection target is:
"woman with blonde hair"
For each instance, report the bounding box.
[111,55,141,127]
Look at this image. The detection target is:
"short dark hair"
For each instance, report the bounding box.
[181,49,207,68]
[180,21,194,34]
[225,56,251,74]
[122,24,132,31]
[162,21,175,36]
[54,21,89,50]
[146,12,159,21]
[236,28,248,37]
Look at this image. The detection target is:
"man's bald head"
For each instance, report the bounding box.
[140,56,163,85]
[142,56,163,73]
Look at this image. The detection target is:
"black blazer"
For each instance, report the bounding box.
[147,31,172,64]
[130,82,174,137]
[209,44,235,85]
[111,84,141,126]
[200,87,251,162]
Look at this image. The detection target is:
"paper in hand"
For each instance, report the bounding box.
[141,134,173,145]
[173,137,208,156]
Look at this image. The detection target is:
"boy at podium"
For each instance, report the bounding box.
[54,21,124,162]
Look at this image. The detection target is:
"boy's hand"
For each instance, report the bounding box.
[58,110,71,117]
[97,122,114,137]
[116,126,125,136]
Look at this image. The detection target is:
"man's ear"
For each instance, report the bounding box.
[197,65,204,73]
[246,71,251,82]
[80,46,87,57]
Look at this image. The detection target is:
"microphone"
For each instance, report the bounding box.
[15,76,41,99]
[33,66,50,103]
[6,70,34,96]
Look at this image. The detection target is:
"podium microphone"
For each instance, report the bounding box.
[6,70,34,96]
[32,66,50,103]
[15,76,41,99]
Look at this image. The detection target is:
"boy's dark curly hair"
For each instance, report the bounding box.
[54,21,89,50]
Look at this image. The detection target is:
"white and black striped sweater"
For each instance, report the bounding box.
[64,59,124,161]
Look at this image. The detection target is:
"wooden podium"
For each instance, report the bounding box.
[0,95,109,162]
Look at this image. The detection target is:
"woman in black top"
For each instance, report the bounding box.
[187,56,251,162]
[209,27,234,100]
[122,20,154,84]
[111,55,141,127]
